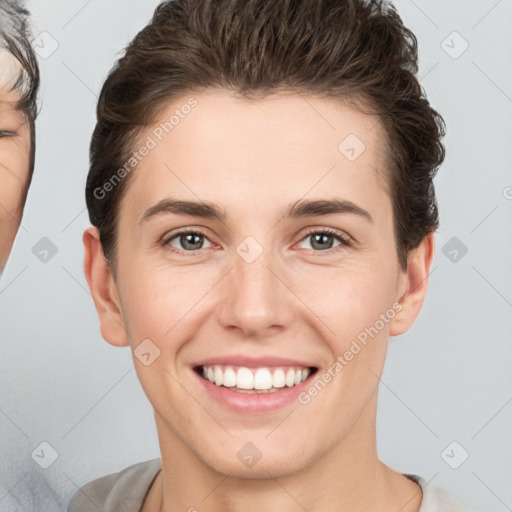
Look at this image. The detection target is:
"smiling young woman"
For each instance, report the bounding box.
[68,1,472,511]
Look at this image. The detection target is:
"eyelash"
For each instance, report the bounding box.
[161,227,352,256]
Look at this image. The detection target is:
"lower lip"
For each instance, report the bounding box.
[193,368,316,413]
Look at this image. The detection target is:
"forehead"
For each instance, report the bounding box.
[0,47,24,120]
[0,88,25,128]
[0,47,23,93]
[121,89,390,219]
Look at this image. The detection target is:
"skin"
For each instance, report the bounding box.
[0,83,31,274]
[84,89,434,512]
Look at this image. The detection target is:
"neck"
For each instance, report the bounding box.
[147,398,422,512]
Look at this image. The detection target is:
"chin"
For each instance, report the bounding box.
[198,442,314,480]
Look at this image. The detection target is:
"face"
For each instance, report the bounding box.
[0,49,31,273]
[85,88,433,478]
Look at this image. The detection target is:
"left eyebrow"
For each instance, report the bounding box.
[140,197,373,224]
[284,198,373,223]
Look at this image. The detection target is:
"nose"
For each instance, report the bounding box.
[216,242,294,339]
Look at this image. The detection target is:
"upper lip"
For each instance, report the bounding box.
[192,355,317,369]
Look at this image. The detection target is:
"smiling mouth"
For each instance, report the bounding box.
[194,364,318,393]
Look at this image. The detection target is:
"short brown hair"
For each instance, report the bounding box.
[87,0,446,270]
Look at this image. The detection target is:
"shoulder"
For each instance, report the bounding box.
[67,458,162,512]
[406,474,474,512]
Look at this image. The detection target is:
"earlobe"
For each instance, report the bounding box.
[83,226,129,347]
[389,234,435,337]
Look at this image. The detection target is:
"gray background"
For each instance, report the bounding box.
[0,0,511,510]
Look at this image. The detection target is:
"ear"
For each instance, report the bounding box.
[389,234,435,336]
[83,226,129,347]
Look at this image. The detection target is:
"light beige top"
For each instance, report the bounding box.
[67,458,474,512]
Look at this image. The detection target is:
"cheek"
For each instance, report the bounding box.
[0,153,30,213]
[0,165,23,212]
[118,261,214,343]
[117,265,206,412]
[296,258,399,347]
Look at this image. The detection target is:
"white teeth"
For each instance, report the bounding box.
[254,368,273,390]
[223,366,237,387]
[199,364,312,391]
[214,365,223,386]
[236,367,254,389]
[285,368,295,387]
[272,368,286,388]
